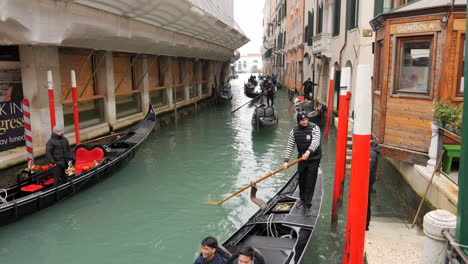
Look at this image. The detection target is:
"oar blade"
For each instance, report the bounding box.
[204,200,221,205]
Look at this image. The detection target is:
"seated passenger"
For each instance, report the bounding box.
[194,236,227,264]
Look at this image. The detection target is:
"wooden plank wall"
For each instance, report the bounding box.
[384,98,432,152]
[147,56,159,88]
[113,54,133,93]
[172,59,181,85]
[58,49,94,99]
[187,60,194,84]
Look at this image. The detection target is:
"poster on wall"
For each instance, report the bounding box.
[0,101,25,151]
[0,69,23,102]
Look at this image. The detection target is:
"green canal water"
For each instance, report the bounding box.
[0,73,406,263]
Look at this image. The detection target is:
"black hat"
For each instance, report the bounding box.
[297,111,308,123]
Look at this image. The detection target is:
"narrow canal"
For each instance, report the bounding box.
[0,73,406,263]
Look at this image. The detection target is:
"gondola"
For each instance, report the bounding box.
[0,105,156,226]
[251,97,278,129]
[222,170,324,264]
[294,97,321,124]
[217,85,233,103]
[244,83,261,98]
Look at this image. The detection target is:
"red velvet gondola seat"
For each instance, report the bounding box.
[73,146,105,174]
[20,184,43,192]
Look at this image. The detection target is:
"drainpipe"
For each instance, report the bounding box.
[339,0,348,69]
[456,4,468,254]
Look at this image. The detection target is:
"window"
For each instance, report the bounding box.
[394,37,433,95]
[375,0,416,16]
[456,34,465,97]
[317,4,323,34]
[347,0,359,30]
[306,11,314,46]
[333,0,341,36]
[374,40,384,92]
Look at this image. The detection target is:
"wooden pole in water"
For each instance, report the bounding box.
[47,70,56,131]
[325,67,335,139]
[71,70,80,145]
[331,67,351,223]
[343,65,372,264]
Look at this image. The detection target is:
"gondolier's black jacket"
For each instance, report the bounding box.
[46,133,72,167]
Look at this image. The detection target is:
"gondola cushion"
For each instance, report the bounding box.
[42,178,54,186]
[21,184,43,192]
[74,146,105,174]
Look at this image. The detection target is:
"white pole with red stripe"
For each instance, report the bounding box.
[47,70,56,131]
[71,70,80,145]
[343,64,372,264]
[331,67,351,223]
[22,99,34,163]
[325,66,335,139]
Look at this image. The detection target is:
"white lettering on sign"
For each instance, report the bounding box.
[397,23,435,33]
[390,20,441,34]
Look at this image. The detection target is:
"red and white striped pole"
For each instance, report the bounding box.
[22,99,34,164]
[331,67,351,223]
[343,64,372,264]
[71,70,80,145]
[325,66,335,139]
[47,70,56,131]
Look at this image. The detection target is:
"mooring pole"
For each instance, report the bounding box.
[47,70,56,131]
[343,64,372,264]
[456,6,468,254]
[71,70,80,145]
[331,67,351,223]
[325,67,335,139]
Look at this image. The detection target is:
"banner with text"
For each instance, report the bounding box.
[0,101,25,151]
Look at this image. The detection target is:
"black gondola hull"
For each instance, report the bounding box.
[223,170,324,264]
[0,106,156,226]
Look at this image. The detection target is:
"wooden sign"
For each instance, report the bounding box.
[390,20,441,34]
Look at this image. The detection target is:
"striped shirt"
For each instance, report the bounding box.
[283,125,321,162]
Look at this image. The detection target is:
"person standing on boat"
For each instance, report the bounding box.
[302,78,314,101]
[46,126,72,186]
[367,141,380,231]
[283,112,322,216]
[194,236,227,264]
[265,79,275,107]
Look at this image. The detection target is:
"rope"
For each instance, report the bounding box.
[452,242,468,249]
[0,189,7,204]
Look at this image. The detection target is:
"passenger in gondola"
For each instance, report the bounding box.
[46,126,73,187]
[283,112,322,216]
[231,247,254,264]
[194,236,227,264]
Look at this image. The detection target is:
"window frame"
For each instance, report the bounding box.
[392,35,435,99]
[373,40,385,94]
[455,33,465,99]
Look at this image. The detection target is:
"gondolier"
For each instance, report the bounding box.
[46,126,72,186]
[283,111,321,216]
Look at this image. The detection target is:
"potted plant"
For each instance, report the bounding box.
[434,100,463,135]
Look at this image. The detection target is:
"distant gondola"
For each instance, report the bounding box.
[0,105,156,226]
[222,170,324,264]
[252,97,278,129]
[244,83,261,98]
[294,97,321,124]
[217,84,233,103]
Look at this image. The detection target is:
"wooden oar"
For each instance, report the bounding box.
[79,131,127,145]
[410,150,445,228]
[205,158,303,205]
[230,94,261,115]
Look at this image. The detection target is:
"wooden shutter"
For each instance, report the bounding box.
[59,48,95,99]
[113,53,133,93]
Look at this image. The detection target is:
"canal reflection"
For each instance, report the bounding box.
[0,73,405,264]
